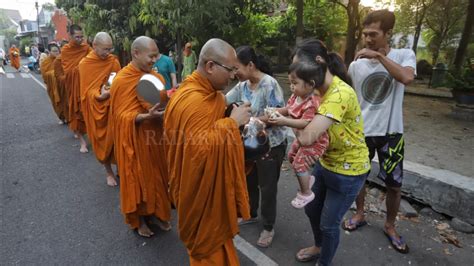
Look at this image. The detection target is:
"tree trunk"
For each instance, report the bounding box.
[453,0,474,73]
[344,0,360,66]
[296,0,304,44]
[412,2,426,54]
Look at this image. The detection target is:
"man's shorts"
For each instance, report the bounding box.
[366,134,404,187]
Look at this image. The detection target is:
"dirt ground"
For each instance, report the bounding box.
[271,74,473,177]
[403,95,473,177]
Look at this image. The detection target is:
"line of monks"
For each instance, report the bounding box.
[40,24,253,265]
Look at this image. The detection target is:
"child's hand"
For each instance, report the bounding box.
[268,112,286,126]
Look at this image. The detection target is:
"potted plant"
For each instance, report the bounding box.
[447,67,474,105]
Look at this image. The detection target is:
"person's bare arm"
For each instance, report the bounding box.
[170,73,177,88]
[355,48,415,85]
[268,113,310,129]
[295,114,334,146]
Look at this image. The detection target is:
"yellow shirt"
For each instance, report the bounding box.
[317,76,370,175]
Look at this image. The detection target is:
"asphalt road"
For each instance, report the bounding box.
[1,69,472,265]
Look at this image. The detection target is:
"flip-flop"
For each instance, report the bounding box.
[295,247,320,262]
[257,229,274,248]
[384,230,409,254]
[342,218,367,232]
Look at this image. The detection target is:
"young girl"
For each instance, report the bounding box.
[269,61,329,208]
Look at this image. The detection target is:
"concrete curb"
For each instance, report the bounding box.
[405,86,453,98]
[369,159,474,225]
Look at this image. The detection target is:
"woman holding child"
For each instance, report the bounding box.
[282,39,371,266]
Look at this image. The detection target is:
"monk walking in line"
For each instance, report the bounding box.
[164,38,251,265]
[40,43,65,123]
[79,32,121,187]
[109,36,171,237]
[9,44,20,72]
[61,24,92,153]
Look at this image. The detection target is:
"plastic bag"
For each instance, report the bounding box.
[242,117,270,161]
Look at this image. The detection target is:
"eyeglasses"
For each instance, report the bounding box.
[101,47,114,52]
[209,60,238,73]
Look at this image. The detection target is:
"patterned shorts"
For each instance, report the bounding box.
[366,134,404,187]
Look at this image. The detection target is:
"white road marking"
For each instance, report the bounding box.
[29,73,46,90]
[20,73,31,78]
[233,235,278,266]
[6,73,14,78]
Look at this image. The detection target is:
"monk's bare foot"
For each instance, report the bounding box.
[156,219,172,231]
[137,223,154,237]
[58,120,64,125]
[79,145,89,153]
[106,175,118,187]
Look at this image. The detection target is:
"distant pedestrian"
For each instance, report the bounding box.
[181,42,196,80]
[153,46,177,90]
[9,44,20,71]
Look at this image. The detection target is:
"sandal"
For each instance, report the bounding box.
[238,216,258,226]
[384,230,409,254]
[257,229,274,248]
[295,247,320,262]
[291,192,315,209]
[342,218,367,232]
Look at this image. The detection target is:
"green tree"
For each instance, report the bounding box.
[424,0,467,64]
[394,0,434,54]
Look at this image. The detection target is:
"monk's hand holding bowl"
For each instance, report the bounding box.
[148,103,165,120]
[230,102,251,127]
[96,84,111,101]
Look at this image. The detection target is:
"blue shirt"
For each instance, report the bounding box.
[152,54,176,90]
[226,74,288,148]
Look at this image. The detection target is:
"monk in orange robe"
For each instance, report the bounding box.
[53,55,69,123]
[164,38,252,265]
[61,24,92,153]
[109,36,171,237]
[79,32,121,187]
[9,45,20,71]
[40,44,65,123]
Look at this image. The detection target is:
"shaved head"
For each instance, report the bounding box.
[93,32,112,46]
[198,38,235,67]
[131,36,159,73]
[93,32,114,59]
[131,36,156,52]
[197,38,237,90]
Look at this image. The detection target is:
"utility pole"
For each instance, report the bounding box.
[35,1,41,46]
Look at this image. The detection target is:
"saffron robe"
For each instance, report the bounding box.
[9,47,20,70]
[53,56,69,122]
[41,55,64,120]
[164,71,250,264]
[79,51,121,163]
[110,63,171,229]
[61,41,91,133]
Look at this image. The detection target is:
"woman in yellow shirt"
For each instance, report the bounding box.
[291,39,370,266]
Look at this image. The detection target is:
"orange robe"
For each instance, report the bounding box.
[9,48,20,70]
[164,71,250,265]
[109,63,171,229]
[41,55,64,120]
[53,56,69,122]
[61,41,91,133]
[79,51,121,164]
